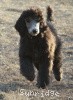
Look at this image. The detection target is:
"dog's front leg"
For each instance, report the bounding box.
[37,57,50,89]
[20,57,35,81]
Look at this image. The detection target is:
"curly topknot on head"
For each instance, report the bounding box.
[23,8,43,21]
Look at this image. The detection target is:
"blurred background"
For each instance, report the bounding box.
[0,0,73,100]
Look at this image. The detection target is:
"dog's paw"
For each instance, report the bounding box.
[54,69,63,81]
[25,74,35,81]
[36,78,49,89]
[36,82,46,89]
[20,69,35,81]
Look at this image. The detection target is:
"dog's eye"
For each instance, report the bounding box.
[26,19,30,23]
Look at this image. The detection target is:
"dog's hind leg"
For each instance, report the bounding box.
[53,40,62,81]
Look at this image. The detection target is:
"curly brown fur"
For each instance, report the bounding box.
[15,6,62,89]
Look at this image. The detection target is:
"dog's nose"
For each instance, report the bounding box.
[33,29,37,34]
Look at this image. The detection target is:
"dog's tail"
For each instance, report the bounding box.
[46,6,58,36]
[47,6,53,21]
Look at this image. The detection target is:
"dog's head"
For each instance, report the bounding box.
[15,8,44,37]
[15,6,53,37]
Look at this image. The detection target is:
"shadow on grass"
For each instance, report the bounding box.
[0,80,73,93]
[0,82,30,92]
[6,8,23,13]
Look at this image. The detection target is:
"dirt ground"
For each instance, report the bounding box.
[0,0,73,100]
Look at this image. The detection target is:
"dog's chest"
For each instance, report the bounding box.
[31,38,48,62]
[32,47,41,63]
[33,46,40,59]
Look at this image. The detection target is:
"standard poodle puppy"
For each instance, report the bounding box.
[15,6,62,89]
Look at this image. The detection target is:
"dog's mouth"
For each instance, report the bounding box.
[29,31,40,36]
[32,34,39,36]
[28,33,39,37]
[27,32,40,38]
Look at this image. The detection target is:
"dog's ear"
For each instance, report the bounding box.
[47,6,53,21]
[15,11,28,37]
